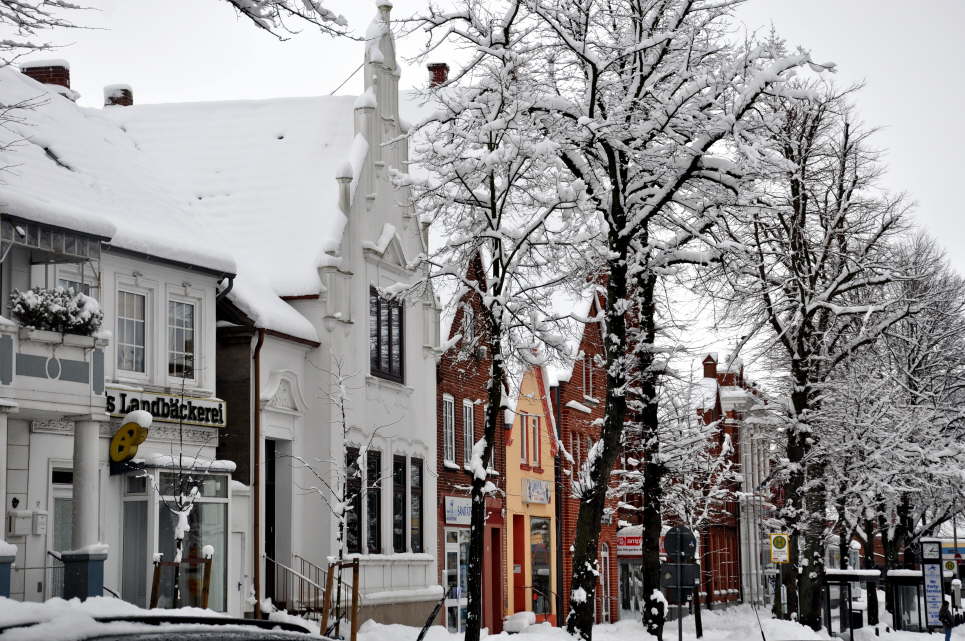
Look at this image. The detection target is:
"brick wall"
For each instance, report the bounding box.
[556,294,621,622]
[436,255,507,632]
[21,63,70,89]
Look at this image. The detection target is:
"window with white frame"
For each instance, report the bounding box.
[519,412,529,464]
[58,278,91,296]
[582,357,594,398]
[117,291,146,373]
[168,300,196,379]
[443,395,456,464]
[460,303,475,345]
[530,415,541,467]
[463,400,474,465]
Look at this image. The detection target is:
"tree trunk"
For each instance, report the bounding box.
[880,510,895,614]
[565,219,631,641]
[863,517,879,625]
[799,459,827,630]
[464,319,504,641]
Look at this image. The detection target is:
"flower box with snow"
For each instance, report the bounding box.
[10,287,104,337]
[17,327,63,344]
[62,333,97,348]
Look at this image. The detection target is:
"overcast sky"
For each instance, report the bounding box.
[21,0,965,272]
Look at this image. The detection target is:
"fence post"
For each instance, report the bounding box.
[149,556,162,609]
[351,559,361,641]
[201,558,213,609]
[320,562,335,636]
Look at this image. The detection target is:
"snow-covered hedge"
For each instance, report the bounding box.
[10,287,104,336]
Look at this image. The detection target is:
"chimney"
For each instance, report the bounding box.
[702,353,718,379]
[104,84,133,107]
[335,162,353,214]
[20,59,70,89]
[427,62,449,87]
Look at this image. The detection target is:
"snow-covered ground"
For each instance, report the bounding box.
[4,596,965,641]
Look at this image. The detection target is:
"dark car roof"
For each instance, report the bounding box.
[0,615,315,640]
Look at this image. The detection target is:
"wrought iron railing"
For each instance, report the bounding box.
[264,554,324,616]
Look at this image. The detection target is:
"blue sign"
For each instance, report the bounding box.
[923,563,943,628]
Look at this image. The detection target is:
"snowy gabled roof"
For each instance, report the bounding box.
[0,68,236,275]
[97,95,361,343]
[100,95,356,299]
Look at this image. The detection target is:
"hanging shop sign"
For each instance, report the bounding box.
[108,411,151,475]
[617,532,643,557]
[769,533,790,564]
[522,478,550,504]
[105,386,227,428]
[445,496,472,525]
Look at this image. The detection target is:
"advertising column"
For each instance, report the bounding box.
[922,539,944,630]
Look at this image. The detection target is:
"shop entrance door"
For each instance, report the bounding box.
[600,544,611,622]
[444,528,471,631]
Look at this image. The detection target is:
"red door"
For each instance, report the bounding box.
[513,515,525,612]
[490,527,503,632]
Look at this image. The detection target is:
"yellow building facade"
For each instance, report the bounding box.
[505,366,558,624]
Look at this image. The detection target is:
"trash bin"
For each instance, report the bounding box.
[850,610,863,629]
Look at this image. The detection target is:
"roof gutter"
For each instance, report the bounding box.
[252,328,266,619]
[217,276,235,302]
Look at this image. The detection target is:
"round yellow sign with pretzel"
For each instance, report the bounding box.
[109,411,152,463]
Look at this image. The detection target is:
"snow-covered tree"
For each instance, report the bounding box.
[720,82,920,630]
[0,0,88,64]
[411,2,809,637]
[395,25,594,641]
[221,0,349,38]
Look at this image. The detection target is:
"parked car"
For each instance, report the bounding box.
[0,614,315,640]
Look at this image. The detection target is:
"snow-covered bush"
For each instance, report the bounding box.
[10,287,104,336]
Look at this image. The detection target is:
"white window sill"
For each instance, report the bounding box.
[443,461,460,470]
[366,375,414,395]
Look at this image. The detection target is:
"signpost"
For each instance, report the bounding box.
[663,527,698,641]
[922,538,944,630]
[769,533,790,564]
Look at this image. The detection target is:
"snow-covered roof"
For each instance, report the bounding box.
[101,95,355,299]
[0,68,236,275]
[697,377,719,411]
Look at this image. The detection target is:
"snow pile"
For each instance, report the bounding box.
[503,611,536,632]
[122,409,152,430]
[354,606,829,641]
[64,542,109,556]
[0,538,16,557]
[0,595,311,641]
[138,453,236,473]
[0,595,227,629]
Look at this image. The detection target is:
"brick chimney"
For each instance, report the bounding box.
[20,59,70,89]
[104,84,133,107]
[427,62,449,87]
[702,353,718,379]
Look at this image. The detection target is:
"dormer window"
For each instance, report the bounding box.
[369,287,404,382]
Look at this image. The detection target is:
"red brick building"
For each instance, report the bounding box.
[436,256,506,634]
[551,292,621,623]
[693,353,768,606]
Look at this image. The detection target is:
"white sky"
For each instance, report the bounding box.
[16,0,965,271]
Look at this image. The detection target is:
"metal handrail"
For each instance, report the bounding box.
[264,554,324,616]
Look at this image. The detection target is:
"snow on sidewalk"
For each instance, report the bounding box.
[356,606,826,641]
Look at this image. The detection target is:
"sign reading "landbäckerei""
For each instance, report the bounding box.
[105,386,226,428]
